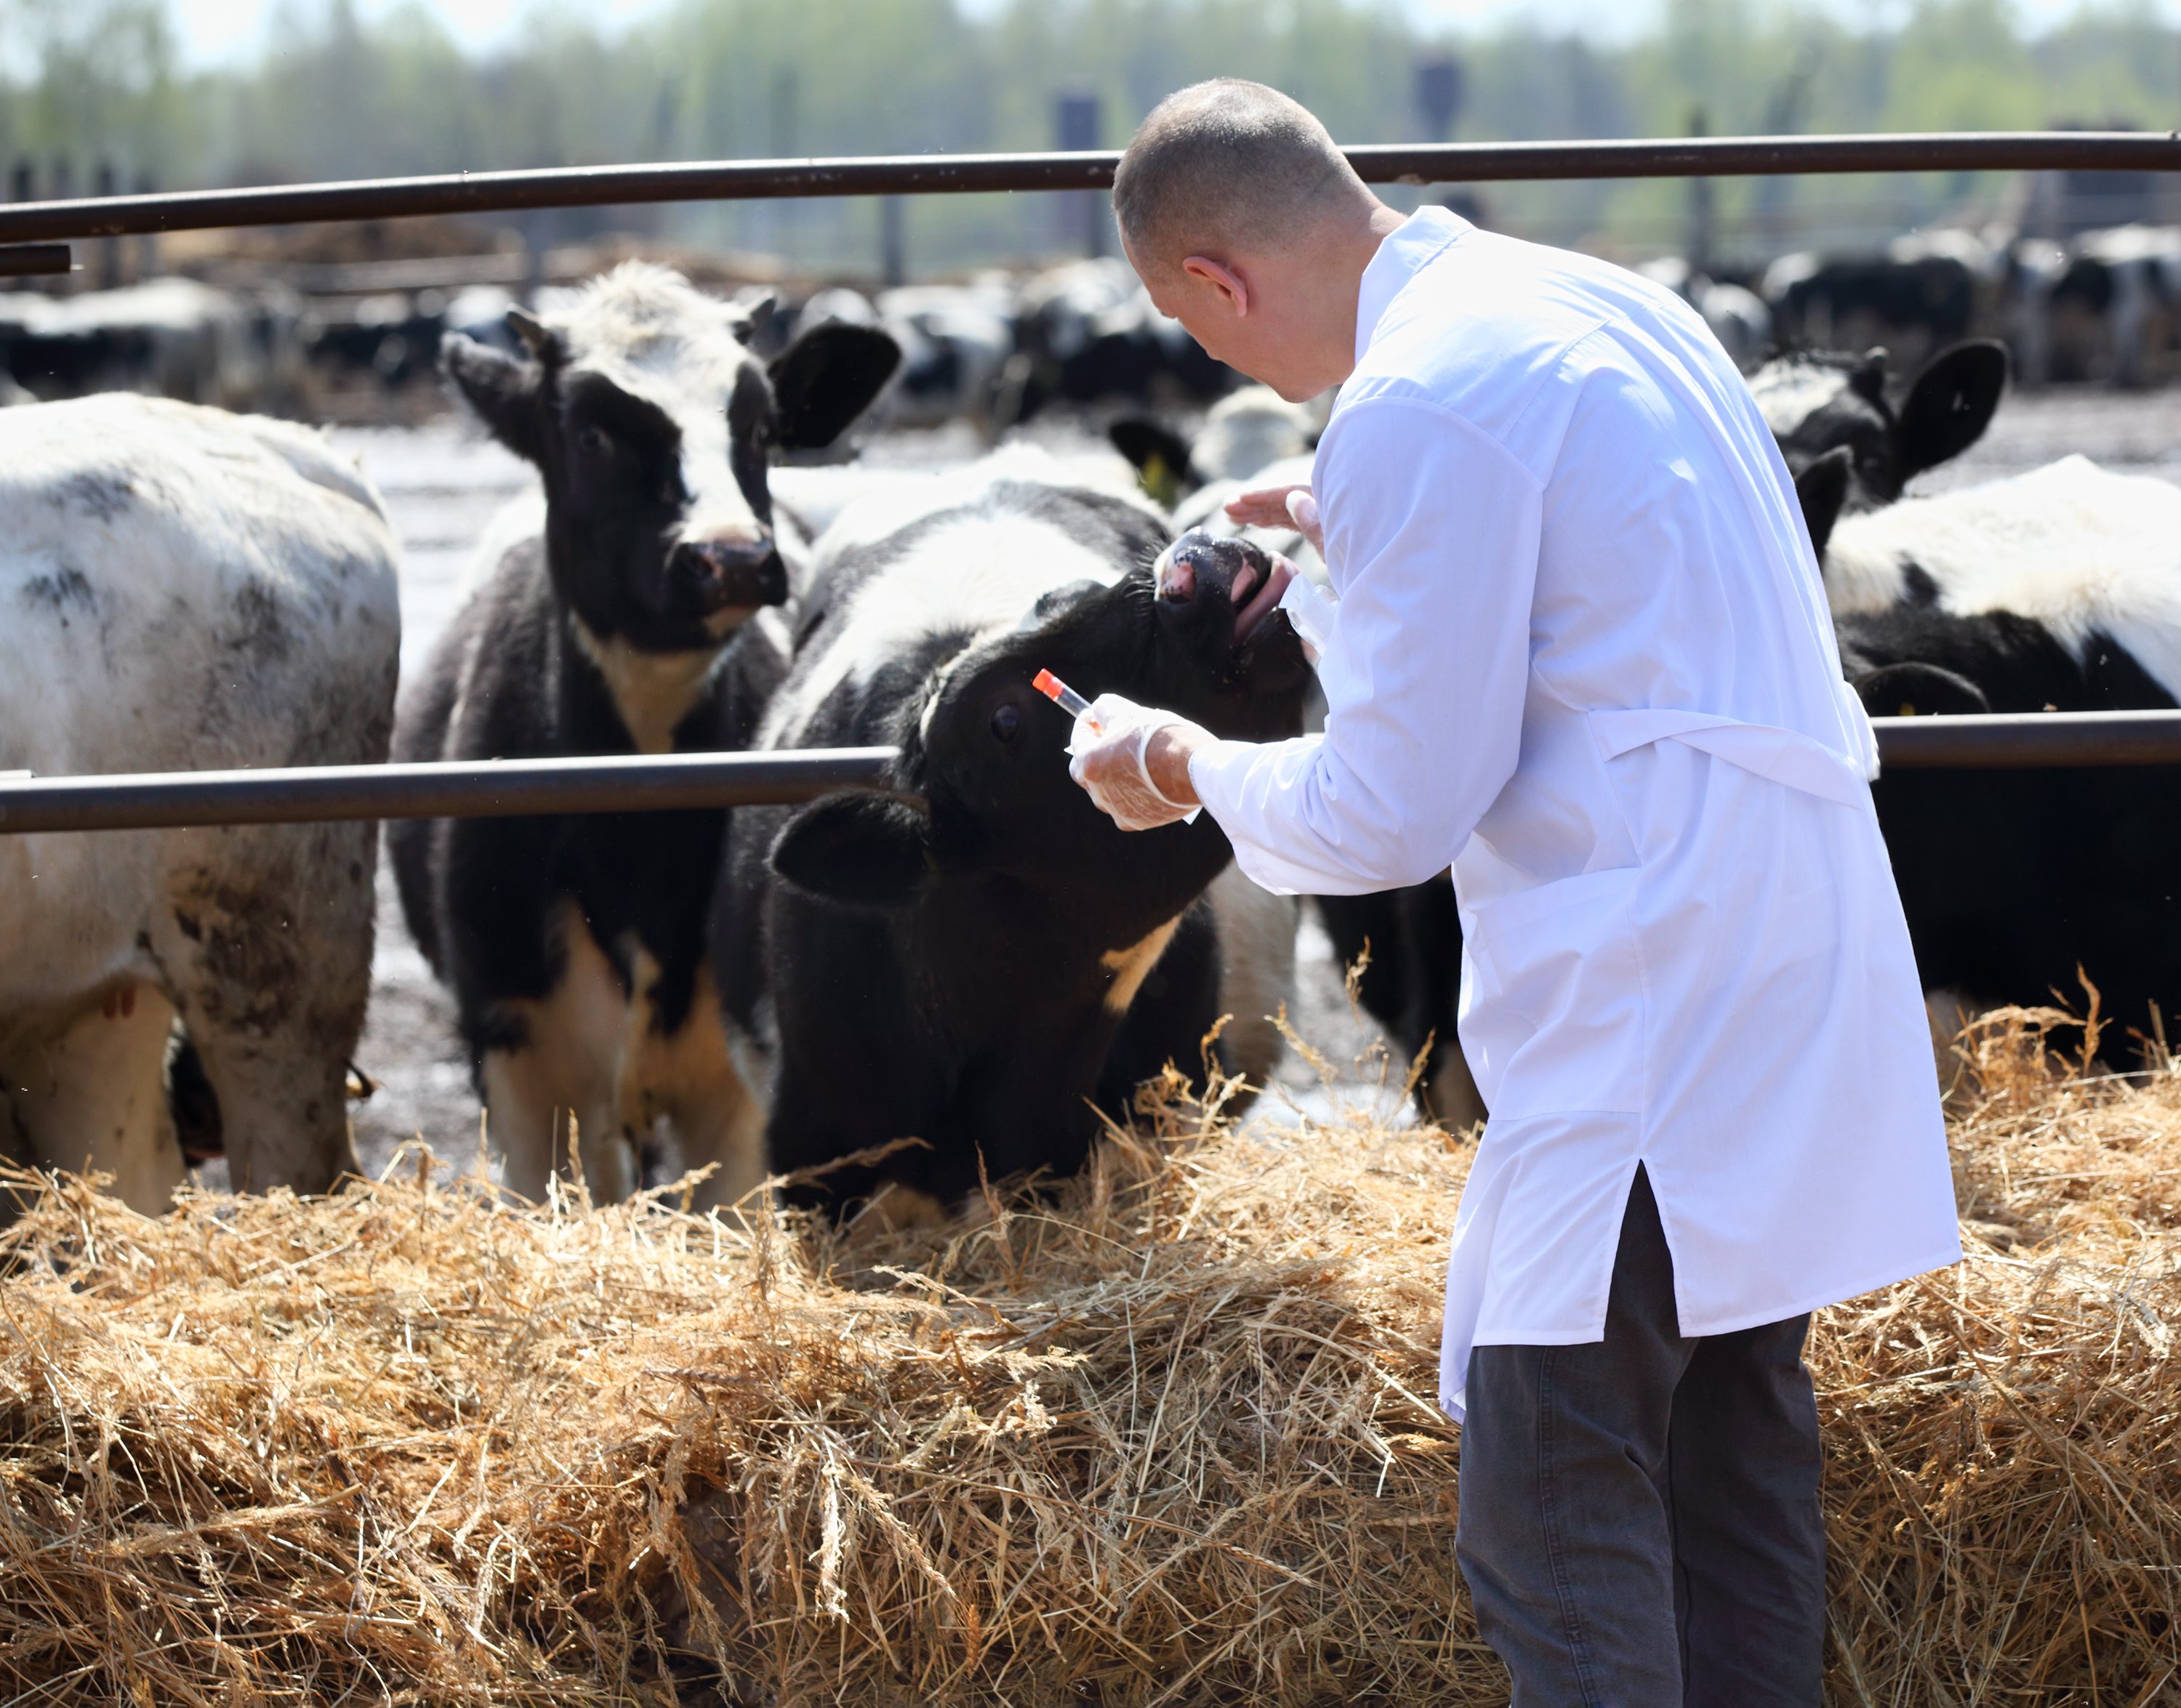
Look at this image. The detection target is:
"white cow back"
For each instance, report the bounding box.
[763,445,1158,747]
[1825,454,2181,697]
[0,395,399,1015]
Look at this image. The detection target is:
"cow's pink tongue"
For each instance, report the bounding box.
[1234,562,1285,640]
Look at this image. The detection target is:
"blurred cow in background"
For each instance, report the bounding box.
[1636,256,1774,372]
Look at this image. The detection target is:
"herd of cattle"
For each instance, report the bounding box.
[4,253,2180,1225]
[12,211,2181,424]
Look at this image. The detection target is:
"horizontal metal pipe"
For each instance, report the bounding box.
[1871,710,2181,769]
[0,132,2173,243]
[0,243,71,278]
[4,714,2181,836]
[0,749,898,836]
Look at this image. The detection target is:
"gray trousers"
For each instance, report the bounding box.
[1455,1167,1825,1707]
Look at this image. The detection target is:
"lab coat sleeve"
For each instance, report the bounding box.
[1189,396,1543,896]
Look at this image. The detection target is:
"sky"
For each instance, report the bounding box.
[166,0,2181,69]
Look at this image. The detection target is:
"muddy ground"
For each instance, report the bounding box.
[257,387,2181,1188]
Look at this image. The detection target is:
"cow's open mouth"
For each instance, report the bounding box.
[1160,531,1269,611]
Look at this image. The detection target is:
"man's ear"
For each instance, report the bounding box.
[1181,254,1249,315]
[770,323,901,451]
[1852,661,1991,720]
[442,332,546,464]
[1894,339,2007,482]
[769,791,931,908]
[1794,445,1853,559]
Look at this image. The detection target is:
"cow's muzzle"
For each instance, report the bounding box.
[1157,529,1298,641]
[1158,531,1270,607]
[670,537,789,614]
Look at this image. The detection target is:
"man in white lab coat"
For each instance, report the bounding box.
[1072,80,1961,1705]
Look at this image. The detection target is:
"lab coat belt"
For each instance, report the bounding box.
[1590,704,1873,810]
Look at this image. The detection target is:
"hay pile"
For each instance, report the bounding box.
[0,1025,2177,1704]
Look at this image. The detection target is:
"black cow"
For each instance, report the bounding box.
[390,262,899,1209]
[714,458,1310,1214]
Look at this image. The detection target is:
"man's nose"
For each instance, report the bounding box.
[670,536,787,610]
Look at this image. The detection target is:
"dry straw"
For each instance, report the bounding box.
[0,1015,2176,1704]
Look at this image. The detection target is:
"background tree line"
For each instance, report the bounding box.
[4,0,2181,275]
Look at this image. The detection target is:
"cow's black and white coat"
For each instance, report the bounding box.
[390,263,898,1209]
[1805,456,2181,1066]
[712,448,1310,1215]
[1749,339,2009,520]
[1,395,399,1210]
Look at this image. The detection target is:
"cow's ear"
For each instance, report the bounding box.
[1895,339,2007,480]
[1108,416,1195,504]
[771,323,902,450]
[1794,445,1853,559]
[732,291,779,346]
[1849,347,1890,406]
[770,791,931,908]
[1852,661,1991,720]
[443,333,545,464]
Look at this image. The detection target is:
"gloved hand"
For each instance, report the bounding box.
[1066,693,1208,831]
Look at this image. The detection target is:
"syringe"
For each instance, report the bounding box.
[1033,669,1101,732]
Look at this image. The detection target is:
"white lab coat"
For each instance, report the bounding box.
[1189,209,1961,1419]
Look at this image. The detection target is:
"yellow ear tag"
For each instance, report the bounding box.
[1139,452,1181,510]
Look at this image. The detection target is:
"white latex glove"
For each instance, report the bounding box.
[1275,571,1338,661]
[1066,693,1205,831]
[1285,488,1324,553]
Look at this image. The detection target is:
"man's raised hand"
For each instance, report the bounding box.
[1224,483,1324,554]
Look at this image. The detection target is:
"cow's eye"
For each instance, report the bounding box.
[576,424,611,458]
[989,704,1021,744]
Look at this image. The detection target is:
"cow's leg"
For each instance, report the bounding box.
[1426,1047,1488,1133]
[643,972,767,1214]
[482,916,627,1204]
[161,824,374,1194]
[4,985,185,1213]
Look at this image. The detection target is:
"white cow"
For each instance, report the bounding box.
[0,395,401,1209]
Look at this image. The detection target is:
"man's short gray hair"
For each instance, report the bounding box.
[1113,79,1366,270]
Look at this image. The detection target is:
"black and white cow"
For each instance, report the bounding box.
[1,395,399,1209]
[1108,385,1321,510]
[2041,225,2181,389]
[712,449,1311,1215]
[999,259,1234,429]
[1814,456,2181,1064]
[390,263,899,1209]
[1749,339,2009,520]
[1761,231,1999,376]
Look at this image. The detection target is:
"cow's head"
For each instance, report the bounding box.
[771,530,1311,917]
[1109,384,1319,507]
[1754,339,2007,551]
[442,263,899,653]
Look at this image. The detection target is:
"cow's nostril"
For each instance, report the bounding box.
[672,539,787,610]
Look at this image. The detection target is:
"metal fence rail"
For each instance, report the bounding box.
[0,749,898,836]
[1,715,2177,836]
[4,129,2180,832]
[0,132,2176,246]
